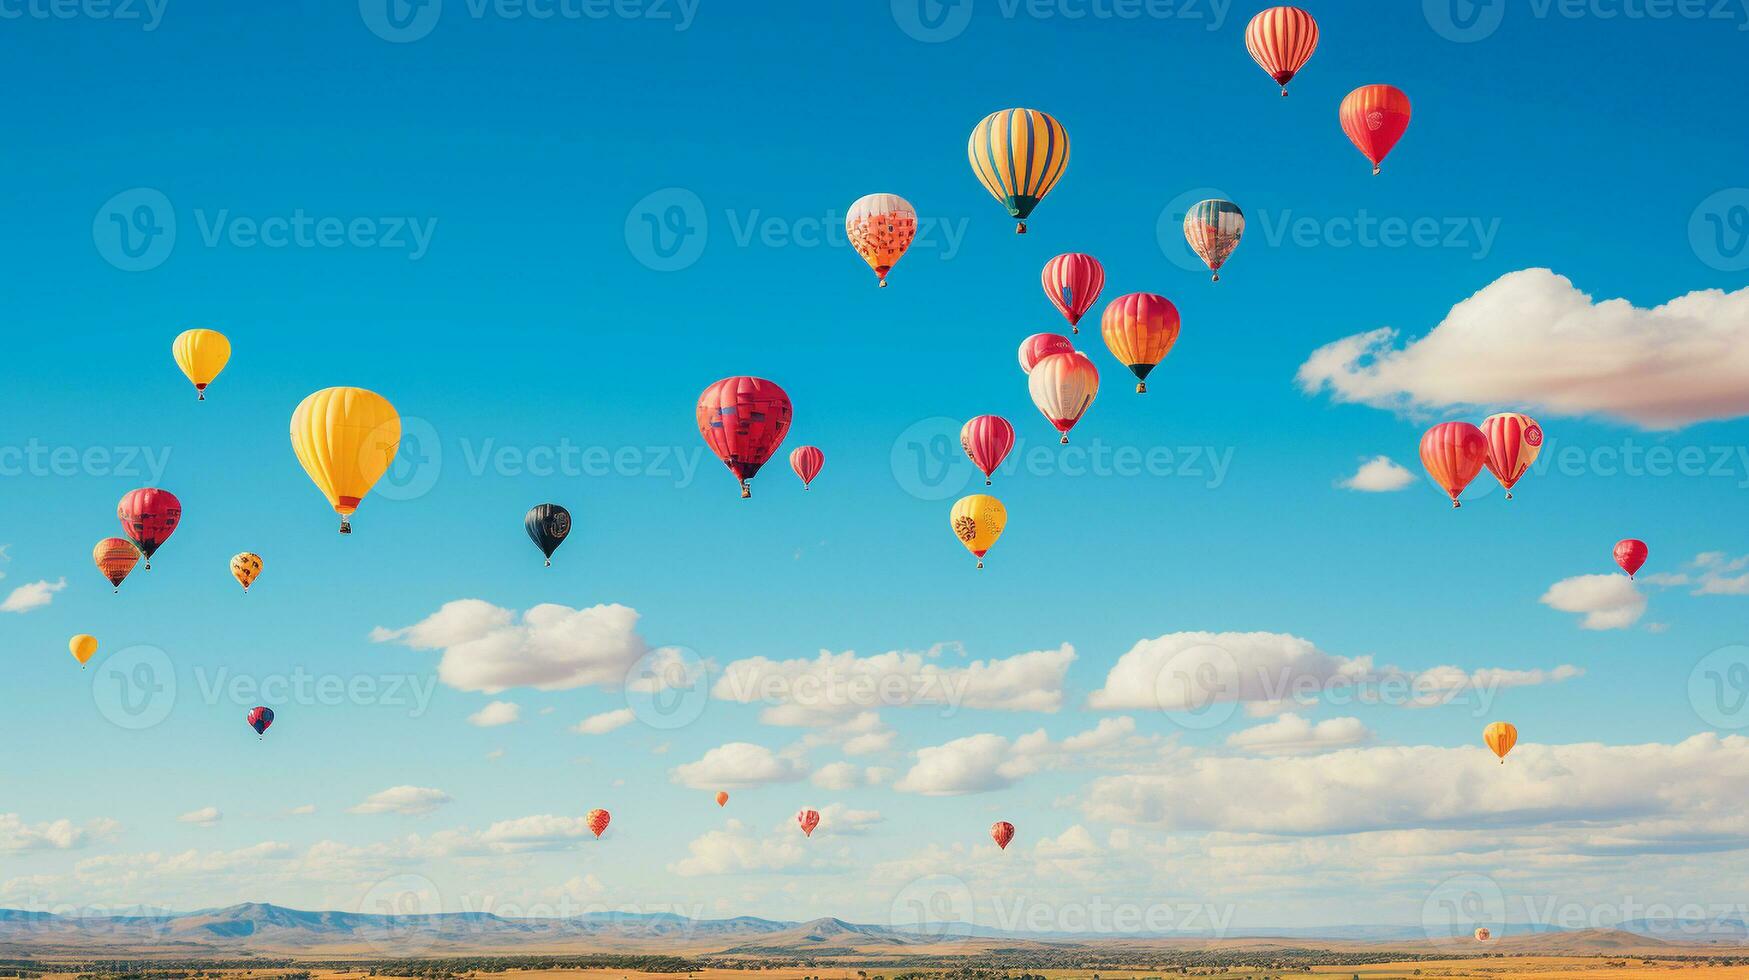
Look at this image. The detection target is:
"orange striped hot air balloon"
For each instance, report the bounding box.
[93,538,140,593]
[1420,422,1489,508]
[1484,722,1517,764]
[1245,6,1319,96]
[1481,413,1544,499]
[1028,352,1098,443]
[1340,84,1412,175]
[586,808,611,839]
[1101,293,1181,394]
[968,108,1069,234]
[845,193,916,287]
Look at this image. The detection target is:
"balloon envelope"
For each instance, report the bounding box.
[696,377,793,497]
[1481,413,1543,498]
[1041,253,1104,331]
[968,108,1069,233]
[991,820,1015,850]
[1028,351,1099,442]
[587,808,611,839]
[69,634,98,666]
[1245,6,1319,95]
[525,504,572,566]
[845,193,916,287]
[1614,539,1649,578]
[796,808,821,837]
[230,553,263,592]
[93,537,140,592]
[950,494,1007,569]
[1484,721,1517,763]
[960,416,1015,486]
[1101,293,1182,393]
[1419,423,1489,508]
[117,488,181,567]
[1183,200,1245,281]
[715,791,729,807]
[1019,333,1075,374]
[289,387,401,533]
[247,706,275,737]
[1340,84,1412,174]
[790,446,824,489]
[172,329,232,400]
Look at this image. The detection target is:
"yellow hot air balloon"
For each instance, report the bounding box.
[69,634,98,668]
[950,494,1006,569]
[289,387,401,534]
[231,552,263,593]
[172,329,232,401]
[1484,721,1517,764]
[968,108,1069,234]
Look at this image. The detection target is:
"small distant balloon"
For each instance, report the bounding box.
[1245,5,1318,96]
[587,808,611,839]
[69,634,98,668]
[1614,539,1649,579]
[93,537,141,593]
[1041,253,1104,333]
[525,503,572,567]
[1340,84,1412,175]
[1484,721,1517,764]
[247,706,275,740]
[1028,351,1099,443]
[845,193,916,288]
[950,494,1007,570]
[790,446,824,490]
[715,791,729,807]
[230,552,263,593]
[1019,333,1075,374]
[991,820,1015,850]
[1475,927,1491,942]
[172,328,232,401]
[1419,422,1489,508]
[1183,200,1244,282]
[1481,413,1543,499]
[796,808,821,837]
[960,416,1015,487]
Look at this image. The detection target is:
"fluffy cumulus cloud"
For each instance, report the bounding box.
[466,701,521,727]
[372,600,647,693]
[667,819,815,877]
[894,718,1156,796]
[1297,269,1749,429]
[176,807,222,827]
[671,742,808,790]
[811,762,887,790]
[1540,574,1647,629]
[1,577,66,613]
[1644,552,1749,596]
[1339,455,1415,492]
[1226,714,1372,755]
[347,786,453,816]
[0,815,120,853]
[572,707,636,735]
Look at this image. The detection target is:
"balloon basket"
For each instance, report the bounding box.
[976,560,984,569]
[1015,222,1026,234]
[1060,435,1069,445]
[339,518,352,534]
[1211,273,1220,283]
[1136,382,1147,394]
[1372,165,1382,176]
[544,558,552,567]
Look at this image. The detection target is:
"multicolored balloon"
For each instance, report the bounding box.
[845,193,916,287]
[230,552,263,593]
[1019,333,1075,374]
[696,377,793,498]
[991,820,1015,850]
[1245,5,1318,96]
[117,488,181,569]
[1614,539,1649,579]
[525,504,571,567]
[968,108,1069,234]
[289,387,402,534]
[93,538,140,594]
[1028,351,1099,443]
[1183,200,1245,282]
[587,808,611,839]
[1041,253,1104,333]
[1481,413,1543,499]
[796,808,821,837]
[70,634,98,668]
[790,446,824,489]
[1340,84,1412,175]
[1483,721,1517,764]
[247,706,275,740]
[950,494,1007,569]
[960,415,1015,487]
[172,329,232,401]
[1101,293,1181,394]
[1419,422,1489,508]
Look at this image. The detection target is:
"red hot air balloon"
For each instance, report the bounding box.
[715,791,729,807]
[1018,332,1075,375]
[1340,84,1412,175]
[1246,6,1319,96]
[960,415,1015,487]
[1029,351,1099,444]
[1480,413,1543,499]
[587,808,611,839]
[991,821,1015,850]
[1419,423,1489,509]
[696,377,793,498]
[790,446,824,489]
[93,538,141,593]
[796,808,821,837]
[117,488,181,569]
[1041,253,1104,334]
[1614,539,1649,579]
[246,706,274,740]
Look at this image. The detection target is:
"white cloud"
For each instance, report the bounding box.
[667,819,814,877]
[571,707,636,735]
[288,805,317,816]
[1540,574,1647,629]
[466,701,521,727]
[1298,269,1749,429]
[1339,456,1415,492]
[372,600,647,694]
[1,578,67,613]
[1227,714,1372,755]
[0,815,120,854]
[347,786,453,816]
[810,762,887,790]
[808,802,883,837]
[176,807,222,827]
[894,719,1155,796]
[671,742,808,790]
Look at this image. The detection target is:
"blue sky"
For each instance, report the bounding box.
[3,0,1749,934]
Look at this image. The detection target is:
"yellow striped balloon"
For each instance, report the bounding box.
[967,108,1069,234]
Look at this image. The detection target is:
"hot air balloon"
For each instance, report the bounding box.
[1245,6,1319,96]
[93,537,140,593]
[524,503,571,567]
[1481,413,1543,499]
[1419,422,1489,508]
[1018,332,1075,374]
[1183,200,1245,282]
[289,387,401,534]
[950,494,1006,569]
[991,821,1015,851]
[968,108,1069,234]
[715,791,729,807]
[172,328,232,400]
[1475,927,1491,942]
[796,808,821,837]
[790,446,824,490]
[69,634,98,668]
[697,377,793,498]
[1041,253,1104,333]
[1614,539,1649,579]
[1340,84,1412,175]
[1484,721,1517,764]
[1028,352,1098,443]
[230,552,263,593]
[117,488,181,569]
[1101,293,1181,394]
[587,808,611,839]
[247,706,275,740]
[845,193,916,288]
[960,415,1015,487]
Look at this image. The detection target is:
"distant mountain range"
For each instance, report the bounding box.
[0,902,1743,959]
